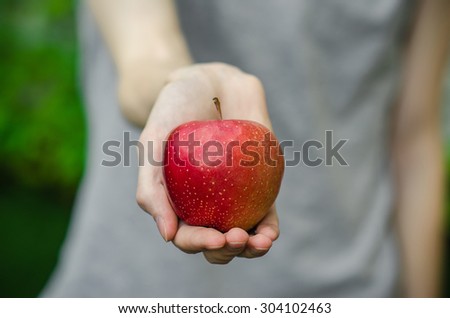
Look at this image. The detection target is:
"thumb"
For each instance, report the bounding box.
[136,170,178,242]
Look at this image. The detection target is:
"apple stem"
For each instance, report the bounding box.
[213,97,222,119]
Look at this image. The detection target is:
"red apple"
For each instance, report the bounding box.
[163,100,284,233]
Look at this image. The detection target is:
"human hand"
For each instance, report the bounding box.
[136,63,280,264]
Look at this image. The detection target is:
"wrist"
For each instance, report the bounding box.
[118,56,192,127]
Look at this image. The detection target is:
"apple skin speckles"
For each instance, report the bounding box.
[163,119,284,233]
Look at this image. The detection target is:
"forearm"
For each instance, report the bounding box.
[394,127,445,297]
[87,0,192,126]
[393,0,450,297]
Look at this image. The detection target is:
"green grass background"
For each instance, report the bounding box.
[0,0,449,297]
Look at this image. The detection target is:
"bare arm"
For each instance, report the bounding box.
[88,1,280,264]
[87,0,192,126]
[393,0,450,297]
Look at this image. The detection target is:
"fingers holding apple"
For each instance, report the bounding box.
[252,204,280,242]
[203,228,249,264]
[201,216,279,264]
[237,205,279,259]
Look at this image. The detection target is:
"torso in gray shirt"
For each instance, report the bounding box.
[42,0,416,297]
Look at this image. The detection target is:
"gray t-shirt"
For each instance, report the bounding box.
[42,0,415,297]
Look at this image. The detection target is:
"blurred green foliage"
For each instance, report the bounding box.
[0,0,86,197]
[0,0,84,297]
[0,186,72,297]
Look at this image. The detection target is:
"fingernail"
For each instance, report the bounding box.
[252,248,269,256]
[228,242,245,250]
[155,216,168,242]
